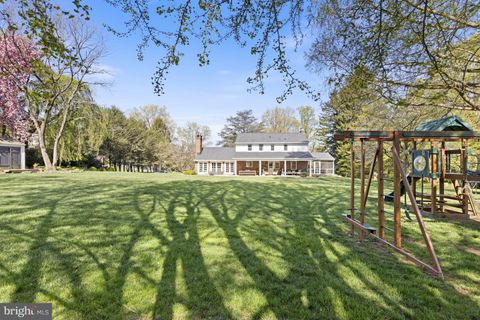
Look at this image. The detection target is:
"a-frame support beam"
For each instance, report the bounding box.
[392,146,444,279]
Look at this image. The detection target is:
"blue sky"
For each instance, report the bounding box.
[83,1,328,143]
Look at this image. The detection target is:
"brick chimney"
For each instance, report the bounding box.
[195,134,203,154]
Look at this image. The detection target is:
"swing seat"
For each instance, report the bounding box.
[363,223,377,234]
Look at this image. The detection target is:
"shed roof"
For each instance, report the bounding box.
[415,116,474,131]
[194,147,235,161]
[311,152,335,161]
[0,136,24,147]
[236,133,308,144]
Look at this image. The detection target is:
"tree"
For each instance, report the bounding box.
[218,109,262,147]
[100,106,130,170]
[130,104,174,132]
[175,122,211,171]
[101,0,480,111]
[0,31,39,140]
[307,0,480,110]
[3,15,105,171]
[297,106,318,150]
[261,107,300,133]
[45,102,107,165]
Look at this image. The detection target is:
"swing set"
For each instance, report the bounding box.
[334,129,480,280]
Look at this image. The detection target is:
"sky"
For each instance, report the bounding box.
[81,1,329,143]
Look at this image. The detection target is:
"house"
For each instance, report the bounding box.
[194,133,335,176]
[0,137,26,170]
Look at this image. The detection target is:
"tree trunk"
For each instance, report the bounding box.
[35,123,54,171]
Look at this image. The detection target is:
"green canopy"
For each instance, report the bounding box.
[414,116,474,131]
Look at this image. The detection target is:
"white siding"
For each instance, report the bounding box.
[235,143,309,152]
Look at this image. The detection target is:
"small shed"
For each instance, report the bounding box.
[0,137,25,170]
[415,116,474,131]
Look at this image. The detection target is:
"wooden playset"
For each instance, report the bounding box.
[334,117,480,280]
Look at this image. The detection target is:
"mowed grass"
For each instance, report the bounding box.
[0,172,478,320]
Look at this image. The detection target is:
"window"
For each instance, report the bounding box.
[212,163,222,173]
[259,144,263,151]
[248,144,252,151]
[291,161,297,170]
[246,161,253,168]
[199,162,208,173]
[284,144,288,151]
[225,163,234,173]
[0,147,10,167]
[271,144,274,151]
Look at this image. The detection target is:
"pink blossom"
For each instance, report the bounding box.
[0,31,39,141]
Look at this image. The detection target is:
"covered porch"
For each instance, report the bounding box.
[236,160,312,176]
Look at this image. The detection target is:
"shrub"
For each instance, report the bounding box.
[182,170,195,175]
[300,172,308,178]
[88,167,98,171]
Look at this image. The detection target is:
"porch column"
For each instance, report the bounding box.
[234,160,237,176]
[259,160,262,176]
[319,161,322,175]
[309,160,312,176]
[284,160,287,176]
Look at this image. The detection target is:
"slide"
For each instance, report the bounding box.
[384,176,412,202]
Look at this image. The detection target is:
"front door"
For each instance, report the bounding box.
[268,161,280,175]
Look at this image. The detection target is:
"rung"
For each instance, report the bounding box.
[437,194,462,200]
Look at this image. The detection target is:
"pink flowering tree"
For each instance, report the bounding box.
[0,31,39,141]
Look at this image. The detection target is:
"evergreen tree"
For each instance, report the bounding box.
[218,110,262,147]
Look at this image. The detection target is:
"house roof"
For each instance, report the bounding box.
[233,151,314,160]
[311,152,335,161]
[0,136,24,147]
[194,147,235,160]
[236,132,308,144]
[415,116,474,131]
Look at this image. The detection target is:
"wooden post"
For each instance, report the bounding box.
[440,142,446,213]
[350,141,355,237]
[393,132,402,247]
[431,142,437,214]
[378,140,385,239]
[413,141,417,197]
[360,139,366,242]
[462,140,469,215]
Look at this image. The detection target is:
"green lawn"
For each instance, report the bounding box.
[0,172,478,319]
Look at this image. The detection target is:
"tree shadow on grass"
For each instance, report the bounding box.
[0,176,479,319]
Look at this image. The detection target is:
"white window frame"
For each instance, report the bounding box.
[248,144,252,151]
[246,161,253,168]
[259,144,263,151]
[284,144,288,151]
[270,144,274,151]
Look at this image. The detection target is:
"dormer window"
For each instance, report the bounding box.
[284,144,288,151]
[259,144,263,151]
[248,144,252,151]
[271,144,274,151]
